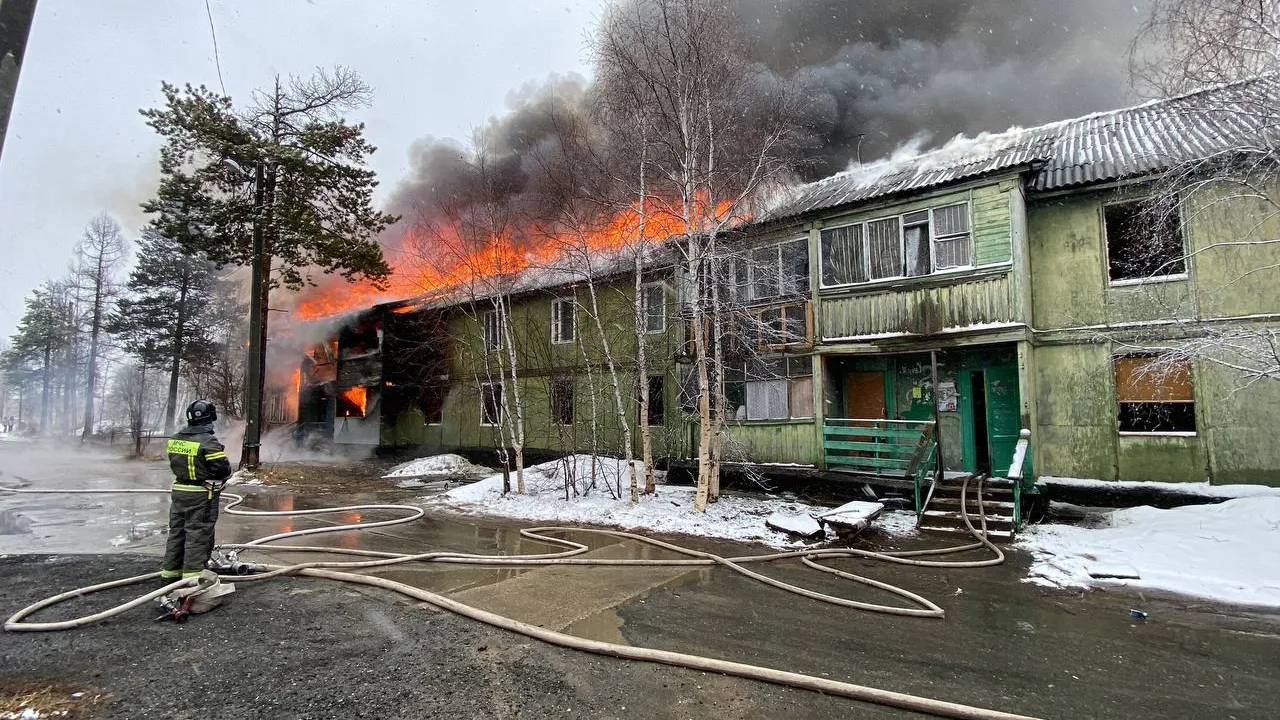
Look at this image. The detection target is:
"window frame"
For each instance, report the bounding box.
[819,200,976,289]
[482,310,503,352]
[754,301,813,351]
[645,375,665,426]
[745,238,809,303]
[1102,196,1189,286]
[1113,354,1197,436]
[726,355,815,422]
[480,382,504,427]
[642,282,666,333]
[551,297,577,345]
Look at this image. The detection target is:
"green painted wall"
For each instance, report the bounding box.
[721,420,819,465]
[1027,184,1280,485]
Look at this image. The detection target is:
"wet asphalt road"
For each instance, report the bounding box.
[2,441,1279,719]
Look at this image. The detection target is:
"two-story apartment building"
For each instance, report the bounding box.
[300,77,1280,494]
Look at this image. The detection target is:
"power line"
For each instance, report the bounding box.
[204,0,227,95]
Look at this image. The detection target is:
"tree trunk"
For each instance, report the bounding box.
[164,273,191,434]
[40,343,51,435]
[81,255,107,441]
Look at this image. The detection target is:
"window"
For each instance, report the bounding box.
[932,203,973,269]
[1114,356,1195,433]
[550,377,574,425]
[642,283,666,333]
[481,382,503,426]
[645,376,665,425]
[1104,198,1186,282]
[745,239,808,302]
[483,310,502,352]
[820,201,974,287]
[552,298,576,344]
[757,302,811,348]
[728,356,814,421]
[419,385,445,425]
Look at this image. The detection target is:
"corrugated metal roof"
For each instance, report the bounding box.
[762,77,1280,223]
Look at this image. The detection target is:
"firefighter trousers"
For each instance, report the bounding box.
[161,487,221,579]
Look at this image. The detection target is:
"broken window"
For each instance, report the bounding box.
[337,386,368,418]
[552,297,576,344]
[642,282,666,333]
[756,302,811,349]
[1104,198,1186,282]
[482,310,502,352]
[481,382,503,426]
[1114,355,1196,433]
[903,210,931,277]
[646,376,665,426]
[419,385,445,425]
[550,377,574,425]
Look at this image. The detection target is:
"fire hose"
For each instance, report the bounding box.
[0,477,1036,720]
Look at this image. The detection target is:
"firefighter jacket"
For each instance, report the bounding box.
[167,424,232,490]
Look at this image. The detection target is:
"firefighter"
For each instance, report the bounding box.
[161,400,233,581]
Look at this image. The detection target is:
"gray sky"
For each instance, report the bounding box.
[0,0,601,333]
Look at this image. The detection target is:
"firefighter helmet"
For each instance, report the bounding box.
[186,400,218,425]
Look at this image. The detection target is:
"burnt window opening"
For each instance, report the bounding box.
[337,386,368,419]
[550,377,574,425]
[481,382,503,426]
[419,385,446,425]
[1104,198,1187,282]
[339,322,381,358]
[646,376,665,426]
[552,298,576,344]
[1114,355,1196,433]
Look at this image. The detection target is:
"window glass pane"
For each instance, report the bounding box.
[483,311,502,351]
[904,222,931,277]
[644,284,665,332]
[758,307,782,346]
[780,239,809,294]
[745,378,788,420]
[751,246,780,300]
[934,236,972,269]
[553,299,575,343]
[789,376,814,418]
[1105,199,1186,281]
[783,304,807,344]
[821,224,867,286]
[867,218,902,279]
[933,203,969,236]
[902,210,930,225]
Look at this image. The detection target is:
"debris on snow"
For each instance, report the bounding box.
[815,500,884,538]
[430,454,914,548]
[1020,496,1280,608]
[764,511,824,539]
[383,453,493,480]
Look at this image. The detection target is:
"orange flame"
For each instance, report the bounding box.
[294,199,737,321]
[338,386,368,418]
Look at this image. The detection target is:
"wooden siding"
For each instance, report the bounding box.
[972,183,1013,265]
[821,272,1015,339]
[719,421,818,465]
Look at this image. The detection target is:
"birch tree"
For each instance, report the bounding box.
[593,0,810,510]
[1120,0,1280,383]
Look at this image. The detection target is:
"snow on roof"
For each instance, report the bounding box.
[763,76,1280,223]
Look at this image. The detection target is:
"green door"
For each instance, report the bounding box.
[984,367,1022,474]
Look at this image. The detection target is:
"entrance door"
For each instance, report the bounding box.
[844,372,886,419]
[984,367,1022,474]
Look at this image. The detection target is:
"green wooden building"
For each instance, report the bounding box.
[301,78,1280,497]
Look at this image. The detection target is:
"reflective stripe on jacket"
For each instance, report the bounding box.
[167,423,232,487]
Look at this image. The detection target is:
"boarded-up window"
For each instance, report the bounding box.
[1114,356,1195,432]
[1105,198,1186,281]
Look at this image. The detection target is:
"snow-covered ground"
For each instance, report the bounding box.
[426,454,917,548]
[384,453,494,480]
[1020,496,1280,608]
[1039,476,1280,499]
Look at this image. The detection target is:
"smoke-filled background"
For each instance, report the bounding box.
[387,0,1150,219]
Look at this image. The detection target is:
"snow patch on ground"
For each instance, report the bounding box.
[1019,496,1280,608]
[430,454,917,548]
[383,453,493,480]
[1038,476,1280,498]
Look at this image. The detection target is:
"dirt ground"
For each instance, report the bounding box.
[0,554,859,720]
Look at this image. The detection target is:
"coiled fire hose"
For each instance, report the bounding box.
[1,476,1035,720]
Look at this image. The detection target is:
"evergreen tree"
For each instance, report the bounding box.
[5,282,73,434]
[74,214,128,440]
[108,228,217,433]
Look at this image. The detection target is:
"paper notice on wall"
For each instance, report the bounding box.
[937,381,957,412]
[912,386,922,399]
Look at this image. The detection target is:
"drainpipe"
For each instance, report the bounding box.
[930,350,942,478]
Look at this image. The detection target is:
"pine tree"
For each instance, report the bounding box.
[5,282,73,434]
[108,228,218,434]
[74,214,128,440]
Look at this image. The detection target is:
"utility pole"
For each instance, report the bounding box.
[240,162,266,470]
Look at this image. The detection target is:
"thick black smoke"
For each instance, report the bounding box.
[388,0,1152,219]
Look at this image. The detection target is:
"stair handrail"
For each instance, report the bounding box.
[1003,428,1031,531]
